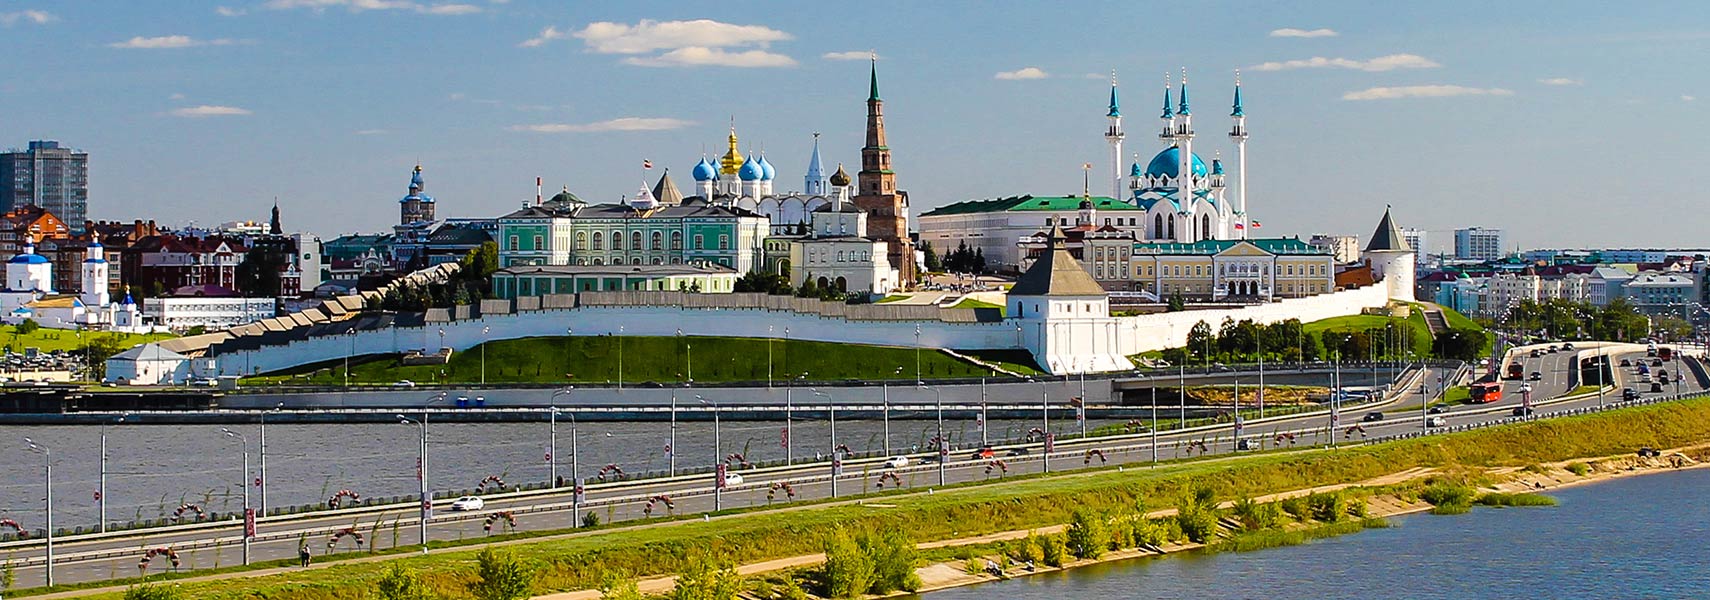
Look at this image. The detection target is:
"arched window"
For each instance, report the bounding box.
[1153,214,1163,237]
[592,232,603,250]
[592,257,603,265]
[652,257,663,265]
[575,231,587,250]
[837,251,846,262]
[671,231,683,250]
[1167,218,1175,239]
[1201,214,1212,239]
[631,231,643,250]
[651,231,663,250]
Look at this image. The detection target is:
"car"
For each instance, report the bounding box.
[1528,372,1543,381]
[969,448,996,460]
[722,473,745,487]
[1639,365,1651,375]
[450,496,484,511]
[1652,358,1665,367]
[1547,345,1558,353]
[1426,416,1447,428]
[1236,439,1253,451]
[392,380,417,388]
[1562,343,1575,350]
[918,453,943,464]
[1512,407,1534,417]
[1651,382,1665,393]
[1427,405,1447,415]
[883,456,911,469]
[1657,369,1668,379]
[1529,350,1541,358]
[1620,358,1632,367]
[1362,412,1385,422]
[1007,447,1031,456]
[1622,388,1638,401]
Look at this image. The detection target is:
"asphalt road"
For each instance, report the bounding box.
[5,351,1702,590]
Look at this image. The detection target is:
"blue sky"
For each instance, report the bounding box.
[0,1,1704,251]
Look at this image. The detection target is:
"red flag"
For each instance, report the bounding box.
[642,159,653,169]
[1251,221,1263,228]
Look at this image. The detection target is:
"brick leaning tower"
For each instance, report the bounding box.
[851,58,918,285]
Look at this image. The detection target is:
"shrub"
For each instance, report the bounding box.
[598,569,644,600]
[1279,496,1310,521]
[1065,509,1109,560]
[1565,462,1591,476]
[1307,491,1348,523]
[670,555,744,600]
[1230,497,1282,531]
[1009,533,1045,565]
[1475,492,1558,507]
[375,563,434,600]
[1419,482,1475,512]
[1175,489,1221,543]
[962,558,985,575]
[821,527,874,599]
[468,548,535,600]
[582,511,601,528]
[860,527,920,594]
[124,585,185,600]
[1039,533,1067,567]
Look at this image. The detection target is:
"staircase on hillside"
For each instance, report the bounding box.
[1421,307,1450,335]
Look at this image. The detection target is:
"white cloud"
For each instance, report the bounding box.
[263,0,480,14]
[355,129,388,135]
[508,117,693,133]
[1684,95,1697,102]
[519,25,569,48]
[822,51,875,61]
[169,105,253,117]
[995,67,1049,80]
[1538,77,1583,86]
[1341,85,1514,101]
[108,36,241,49]
[0,10,54,26]
[1250,53,1440,72]
[215,6,246,16]
[1270,28,1337,38]
[574,19,791,54]
[168,93,187,100]
[623,47,796,68]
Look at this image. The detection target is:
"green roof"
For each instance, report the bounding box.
[921,195,1142,216]
[1132,238,1329,256]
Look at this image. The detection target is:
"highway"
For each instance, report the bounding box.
[3,345,1703,591]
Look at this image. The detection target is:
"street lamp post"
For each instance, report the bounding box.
[481,326,490,385]
[396,395,441,554]
[882,381,891,456]
[24,438,52,586]
[921,385,945,486]
[219,428,252,565]
[669,391,678,476]
[98,415,126,533]
[617,325,625,391]
[979,378,989,446]
[1039,379,1051,473]
[813,390,840,497]
[915,325,923,385]
[697,395,721,511]
[549,387,574,488]
[767,325,774,388]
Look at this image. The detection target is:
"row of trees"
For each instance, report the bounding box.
[920,241,987,275]
[731,271,854,303]
[1167,314,1491,365]
[370,241,502,313]
[1501,298,1657,342]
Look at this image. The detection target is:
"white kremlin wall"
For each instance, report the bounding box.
[214,282,1390,377]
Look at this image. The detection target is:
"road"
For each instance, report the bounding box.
[3,349,1703,590]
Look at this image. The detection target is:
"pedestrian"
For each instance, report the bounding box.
[299,544,311,567]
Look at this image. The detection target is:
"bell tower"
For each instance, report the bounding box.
[851,56,917,284]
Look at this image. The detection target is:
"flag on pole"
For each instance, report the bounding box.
[1251,220,1263,228]
[643,159,653,169]
[1234,222,1245,230]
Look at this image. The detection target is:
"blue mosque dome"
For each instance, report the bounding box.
[738,153,762,181]
[758,154,776,181]
[692,157,718,182]
[1129,162,1143,177]
[1144,146,1209,179]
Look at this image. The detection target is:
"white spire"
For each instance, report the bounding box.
[1105,70,1125,200]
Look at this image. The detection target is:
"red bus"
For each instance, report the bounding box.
[1469,382,1503,403]
[1505,363,1524,380]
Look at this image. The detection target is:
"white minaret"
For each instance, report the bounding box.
[1157,74,1188,241]
[1176,69,1197,241]
[1228,70,1249,239]
[1104,71,1125,200]
[81,234,110,308]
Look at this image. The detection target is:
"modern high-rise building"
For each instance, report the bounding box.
[1454,227,1506,261]
[1400,227,1429,267]
[0,141,89,233]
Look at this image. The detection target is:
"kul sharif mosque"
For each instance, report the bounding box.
[1113,70,1252,243]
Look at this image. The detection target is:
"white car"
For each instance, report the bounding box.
[392,380,417,388]
[1426,416,1447,428]
[450,496,484,511]
[722,473,745,487]
[883,456,911,469]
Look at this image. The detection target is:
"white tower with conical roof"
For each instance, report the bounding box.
[1228,71,1250,239]
[1104,72,1125,200]
[1363,207,1416,302]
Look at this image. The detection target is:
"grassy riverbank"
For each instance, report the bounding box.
[244,336,1034,385]
[23,395,1710,599]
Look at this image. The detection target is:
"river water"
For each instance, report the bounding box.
[912,467,1710,599]
[0,416,1124,530]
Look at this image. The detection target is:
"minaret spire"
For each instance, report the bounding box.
[1175,68,1196,234]
[1104,70,1126,200]
[868,52,880,101]
[1228,70,1250,239]
[1158,73,1174,141]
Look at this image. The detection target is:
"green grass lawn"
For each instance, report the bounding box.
[956,349,1043,376]
[248,336,1034,385]
[1300,314,1399,336]
[875,295,911,304]
[948,297,1003,314]
[0,325,175,353]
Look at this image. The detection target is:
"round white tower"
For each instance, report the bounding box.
[82,235,110,307]
[1362,207,1416,302]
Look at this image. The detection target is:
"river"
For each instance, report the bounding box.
[911,467,1710,599]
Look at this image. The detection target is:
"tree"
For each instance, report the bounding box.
[14,319,38,336]
[1185,321,1214,364]
[123,585,186,600]
[859,528,919,594]
[1065,508,1109,560]
[1432,328,1488,361]
[597,569,644,600]
[82,334,129,381]
[1166,292,1186,312]
[375,563,434,600]
[821,527,875,598]
[467,548,534,600]
[922,241,941,272]
[668,555,743,600]
[235,246,288,297]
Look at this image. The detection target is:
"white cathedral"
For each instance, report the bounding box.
[1106,71,1251,243]
[689,126,838,235]
[0,236,147,331]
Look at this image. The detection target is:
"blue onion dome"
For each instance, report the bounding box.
[10,252,48,264]
[758,153,776,181]
[410,164,424,189]
[692,157,717,182]
[1144,146,1209,179]
[1129,162,1143,177]
[1212,159,1225,175]
[738,153,762,181]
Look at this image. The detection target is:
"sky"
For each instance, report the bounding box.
[0,1,1705,252]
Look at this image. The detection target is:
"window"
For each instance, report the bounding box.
[718,234,730,250]
[533,235,543,250]
[592,257,603,265]
[671,231,683,250]
[592,232,603,250]
[1103,218,1111,226]
[1045,217,1053,226]
[837,251,846,262]
[651,231,663,250]
[631,232,642,250]
[576,232,587,250]
[694,234,704,250]
[508,235,519,251]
